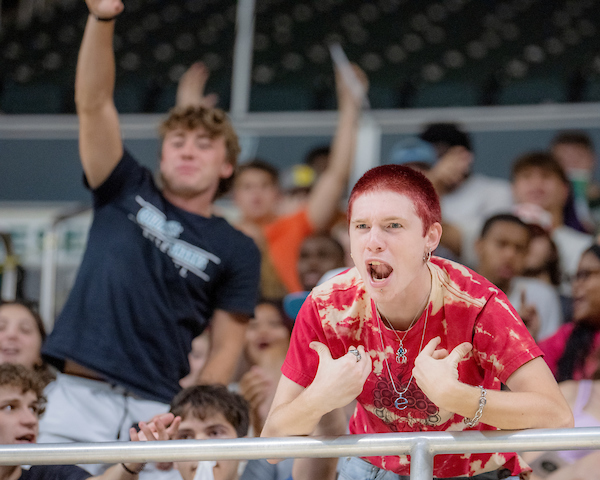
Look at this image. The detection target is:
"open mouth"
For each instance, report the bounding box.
[368,261,393,282]
[15,434,35,443]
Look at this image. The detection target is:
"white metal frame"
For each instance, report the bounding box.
[0,428,598,480]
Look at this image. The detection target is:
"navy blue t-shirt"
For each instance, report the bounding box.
[42,150,261,403]
[19,465,92,480]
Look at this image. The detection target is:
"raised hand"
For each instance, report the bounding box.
[129,412,181,442]
[239,366,277,435]
[427,146,474,193]
[176,62,219,109]
[413,337,472,411]
[335,63,369,111]
[129,413,181,472]
[85,0,123,19]
[307,342,372,413]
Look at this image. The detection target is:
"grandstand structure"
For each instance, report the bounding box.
[1,0,600,113]
[2,0,600,310]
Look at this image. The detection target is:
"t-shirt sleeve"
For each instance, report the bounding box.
[89,149,148,208]
[281,295,326,387]
[471,293,544,384]
[214,233,261,317]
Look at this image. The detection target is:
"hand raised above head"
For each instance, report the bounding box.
[334,63,369,110]
[307,342,372,413]
[85,0,124,20]
[176,62,220,109]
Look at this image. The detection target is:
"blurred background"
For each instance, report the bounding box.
[2,0,600,113]
[1,0,600,322]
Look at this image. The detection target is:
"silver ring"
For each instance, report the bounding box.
[349,349,361,362]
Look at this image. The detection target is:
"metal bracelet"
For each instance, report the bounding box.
[463,385,487,428]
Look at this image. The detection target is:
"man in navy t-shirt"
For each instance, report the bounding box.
[38,0,260,467]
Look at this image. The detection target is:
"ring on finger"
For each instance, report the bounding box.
[349,348,361,362]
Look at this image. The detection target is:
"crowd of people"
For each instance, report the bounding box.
[3,1,600,479]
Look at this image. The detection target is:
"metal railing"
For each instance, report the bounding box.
[38,205,91,330]
[1,428,600,480]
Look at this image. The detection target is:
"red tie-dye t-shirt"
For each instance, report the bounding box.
[282,256,542,478]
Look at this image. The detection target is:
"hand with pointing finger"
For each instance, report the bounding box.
[307,342,372,413]
[413,336,472,412]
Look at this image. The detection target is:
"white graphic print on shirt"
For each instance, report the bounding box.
[131,196,221,280]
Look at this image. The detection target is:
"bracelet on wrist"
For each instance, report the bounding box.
[464,385,487,428]
[121,463,145,475]
[91,12,119,22]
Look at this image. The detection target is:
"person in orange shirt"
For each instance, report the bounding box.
[233,65,368,298]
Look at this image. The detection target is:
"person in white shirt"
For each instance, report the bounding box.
[475,213,563,341]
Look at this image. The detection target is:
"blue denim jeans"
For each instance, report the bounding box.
[337,457,520,480]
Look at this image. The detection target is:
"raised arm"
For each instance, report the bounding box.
[196,309,249,385]
[306,65,367,231]
[76,0,125,189]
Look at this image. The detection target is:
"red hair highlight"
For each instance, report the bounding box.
[347,164,441,235]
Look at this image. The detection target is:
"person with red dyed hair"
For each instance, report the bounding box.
[261,164,573,479]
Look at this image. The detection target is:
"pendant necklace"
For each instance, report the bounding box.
[376,289,430,364]
[378,310,417,364]
[375,284,431,410]
[376,303,429,410]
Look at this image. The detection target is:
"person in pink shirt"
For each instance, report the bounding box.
[261,164,573,480]
[539,244,600,381]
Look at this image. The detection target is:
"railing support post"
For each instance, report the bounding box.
[410,439,434,480]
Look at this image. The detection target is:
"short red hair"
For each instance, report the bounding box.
[347,164,441,236]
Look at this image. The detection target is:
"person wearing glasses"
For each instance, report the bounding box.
[539,244,600,381]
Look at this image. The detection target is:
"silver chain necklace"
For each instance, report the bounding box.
[375,289,431,410]
[378,294,427,364]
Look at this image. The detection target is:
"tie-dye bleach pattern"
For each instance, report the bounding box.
[282,256,542,478]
